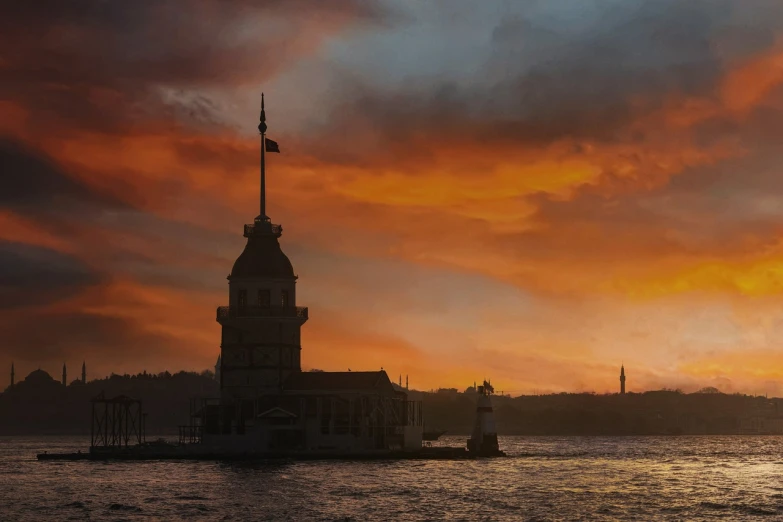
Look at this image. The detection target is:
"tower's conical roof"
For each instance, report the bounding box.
[230,231,295,279]
[230,95,296,280]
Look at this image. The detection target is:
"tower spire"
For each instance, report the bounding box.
[258,92,268,220]
[82,361,86,384]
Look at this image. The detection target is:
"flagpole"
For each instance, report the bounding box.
[259,93,267,219]
[261,129,266,219]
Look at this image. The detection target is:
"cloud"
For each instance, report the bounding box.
[0,243,102,309]
[0,139,127,214]
[3,0,783,395]
[0,0,394,135]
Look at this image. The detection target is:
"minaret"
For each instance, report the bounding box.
[81,361,86,384]
[10,362,14,388]
[216,94,308,400]
[620,365,626,395]
[62,363,67,386]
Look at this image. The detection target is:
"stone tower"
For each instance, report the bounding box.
[620,365,626,395]
[62,363,67,386]
[216,94,308,400]
[82,361,86,384]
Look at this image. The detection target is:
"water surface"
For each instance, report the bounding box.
[2,435,782,520]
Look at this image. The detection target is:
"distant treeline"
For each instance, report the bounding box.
[1,371,779,436]
[416,389,781,435]
[0,370,219,435]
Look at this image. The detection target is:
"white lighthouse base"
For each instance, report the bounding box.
[467,380,505,457]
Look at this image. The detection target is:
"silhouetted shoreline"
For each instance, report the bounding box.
[3,370,781,436]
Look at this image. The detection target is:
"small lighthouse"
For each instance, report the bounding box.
[467,379,504,456]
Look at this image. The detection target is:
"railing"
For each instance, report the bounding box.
[244,222,282,238]
[179,424,203,445]
[216,305,308,321]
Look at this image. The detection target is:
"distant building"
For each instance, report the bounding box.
[620,365,626,395]
[437,388,459,398]
[23,369,60,388]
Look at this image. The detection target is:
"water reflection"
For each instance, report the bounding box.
[2,435,783,520]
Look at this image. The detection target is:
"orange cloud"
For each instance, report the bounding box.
[6,3,783,397]
[722,47,783,114]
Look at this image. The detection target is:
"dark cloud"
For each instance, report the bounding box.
[300,0,783,169]
[0,311,180,361]
[0,139,126,211]
[0,0,393,134]
[0,243,102,309]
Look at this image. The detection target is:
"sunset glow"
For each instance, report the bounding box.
[4,1,783,396]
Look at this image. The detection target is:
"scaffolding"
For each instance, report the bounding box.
[90,393,145,449]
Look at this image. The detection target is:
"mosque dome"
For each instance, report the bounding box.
[230,233,295,279]
[25,369,55,384]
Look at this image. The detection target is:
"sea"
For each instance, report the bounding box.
[1,435,783,521]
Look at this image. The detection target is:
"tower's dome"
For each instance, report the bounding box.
[230,234,295,279]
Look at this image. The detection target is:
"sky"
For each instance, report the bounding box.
[3,1,783,395]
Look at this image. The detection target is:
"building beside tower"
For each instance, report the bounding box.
[190,96,423,453]
[620,365,626,395]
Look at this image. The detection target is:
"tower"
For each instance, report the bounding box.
[467,380,502,455]
[62,363,67,386]
[620,365,626,395]
[82,361,86,384]
[10,362,14,388]
[216,94,308,400]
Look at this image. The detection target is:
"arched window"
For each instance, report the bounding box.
[258,289,270,307]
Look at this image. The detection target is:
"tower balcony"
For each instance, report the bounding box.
[244,220,282,238]
[217,305,308,321]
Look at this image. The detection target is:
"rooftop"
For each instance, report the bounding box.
[283,371,395,393]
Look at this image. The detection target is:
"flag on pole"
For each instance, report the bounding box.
[265,138,280,153]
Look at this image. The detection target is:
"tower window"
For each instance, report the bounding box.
[281,290,289,307]
[258,289,270,307]
[238,289,247,309]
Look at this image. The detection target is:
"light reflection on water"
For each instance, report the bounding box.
[1,435,783,520]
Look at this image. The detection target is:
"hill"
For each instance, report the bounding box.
[0,370,219,435]
[3,373,780,436]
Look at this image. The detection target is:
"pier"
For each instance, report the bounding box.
[37,446,476,462]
